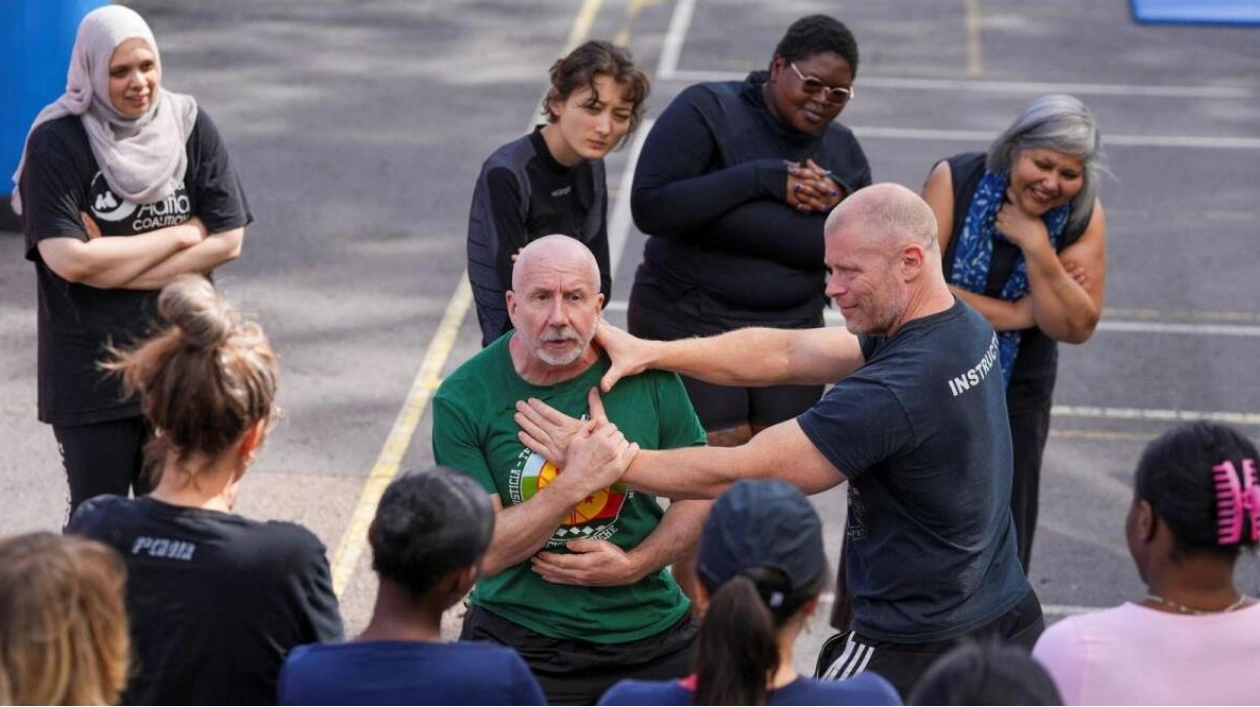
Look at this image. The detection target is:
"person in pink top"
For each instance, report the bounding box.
[1033,422,1260,705]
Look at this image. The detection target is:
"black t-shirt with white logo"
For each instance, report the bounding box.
[19,111,252,425]
[68,495,344,705]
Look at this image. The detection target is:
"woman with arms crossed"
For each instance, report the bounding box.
[13,5,252,515]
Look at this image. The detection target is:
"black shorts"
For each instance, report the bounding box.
[461,604,697,706]
[628,269,824,431]
[815,589,1045,698]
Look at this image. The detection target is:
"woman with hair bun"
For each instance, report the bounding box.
[278,467,546,705]
[67,274,343,705]
[1033,422,1260,705]
[0,532,130,706]
[599,480,900,706]
[467,39,650,347]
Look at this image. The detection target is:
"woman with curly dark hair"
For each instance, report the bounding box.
[467,40,649,347]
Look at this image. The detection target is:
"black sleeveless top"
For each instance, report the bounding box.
[940,152,1093,413]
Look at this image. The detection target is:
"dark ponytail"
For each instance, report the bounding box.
[694,573,778,706]
[694,567,824,706]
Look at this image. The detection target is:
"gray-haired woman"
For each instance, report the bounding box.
[922,94,1108,572]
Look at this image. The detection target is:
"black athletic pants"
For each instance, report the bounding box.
[1009,404,1052,573]
[54,416,154,517]
[816,589,1045,699]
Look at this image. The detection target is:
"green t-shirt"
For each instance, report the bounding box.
[432,335,705,643]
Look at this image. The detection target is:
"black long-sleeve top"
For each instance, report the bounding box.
[467,128,612,347]
[631,71,871,316]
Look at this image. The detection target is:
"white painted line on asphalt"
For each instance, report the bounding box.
[1040,603,1107,616]
[852,126,1260,150]
[657,0,697,80]
[1104,307,1260,323]
[1050,429,1158,442]
[1053,405,1260,426]
[610,303,1260,338]
[664,68,1255,99]
[608,119,652,276]
[1097,320,1260,336]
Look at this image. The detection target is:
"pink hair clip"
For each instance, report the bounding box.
[1212,459,1260,544]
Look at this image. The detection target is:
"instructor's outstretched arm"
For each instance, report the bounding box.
[518,392,846,500]
[596,319,865,392]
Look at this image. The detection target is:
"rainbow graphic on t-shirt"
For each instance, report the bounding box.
[519,452,629,527]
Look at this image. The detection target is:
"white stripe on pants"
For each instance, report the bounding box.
[822,632,874,680]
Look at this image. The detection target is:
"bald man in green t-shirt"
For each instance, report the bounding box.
[433,235,708,706]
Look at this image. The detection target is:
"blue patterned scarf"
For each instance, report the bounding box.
[950,170,1070,386]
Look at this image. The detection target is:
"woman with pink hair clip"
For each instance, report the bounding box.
[1033,422,1260,705]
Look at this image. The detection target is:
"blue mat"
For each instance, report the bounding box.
[1131,0,1260,26]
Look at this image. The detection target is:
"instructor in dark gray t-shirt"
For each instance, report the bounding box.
[516,183,1040,698]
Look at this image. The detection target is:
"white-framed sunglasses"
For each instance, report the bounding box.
[789,62,854,105]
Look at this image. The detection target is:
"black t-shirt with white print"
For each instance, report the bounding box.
[68,495,344,705]
[19,111,252,426]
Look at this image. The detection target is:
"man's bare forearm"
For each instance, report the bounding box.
[652,328,798,386]
[651,326,860,387]
[481,481,589,577]
[625,498,711,579]
[623,447,750,500]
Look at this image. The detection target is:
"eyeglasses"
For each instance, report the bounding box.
[789,63,854,105]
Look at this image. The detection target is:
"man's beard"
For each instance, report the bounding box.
[537,329,591,366]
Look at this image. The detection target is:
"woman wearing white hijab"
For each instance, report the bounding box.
[13,4,252,515]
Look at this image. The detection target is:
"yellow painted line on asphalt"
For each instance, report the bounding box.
[566,0,604,51]
[331,277,472,596]
[965,0,983,76]
[329,0,605,597]
[614,0,663,47]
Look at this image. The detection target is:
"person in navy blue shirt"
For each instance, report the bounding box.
[278,467,546,706]
[599,480,900,706]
